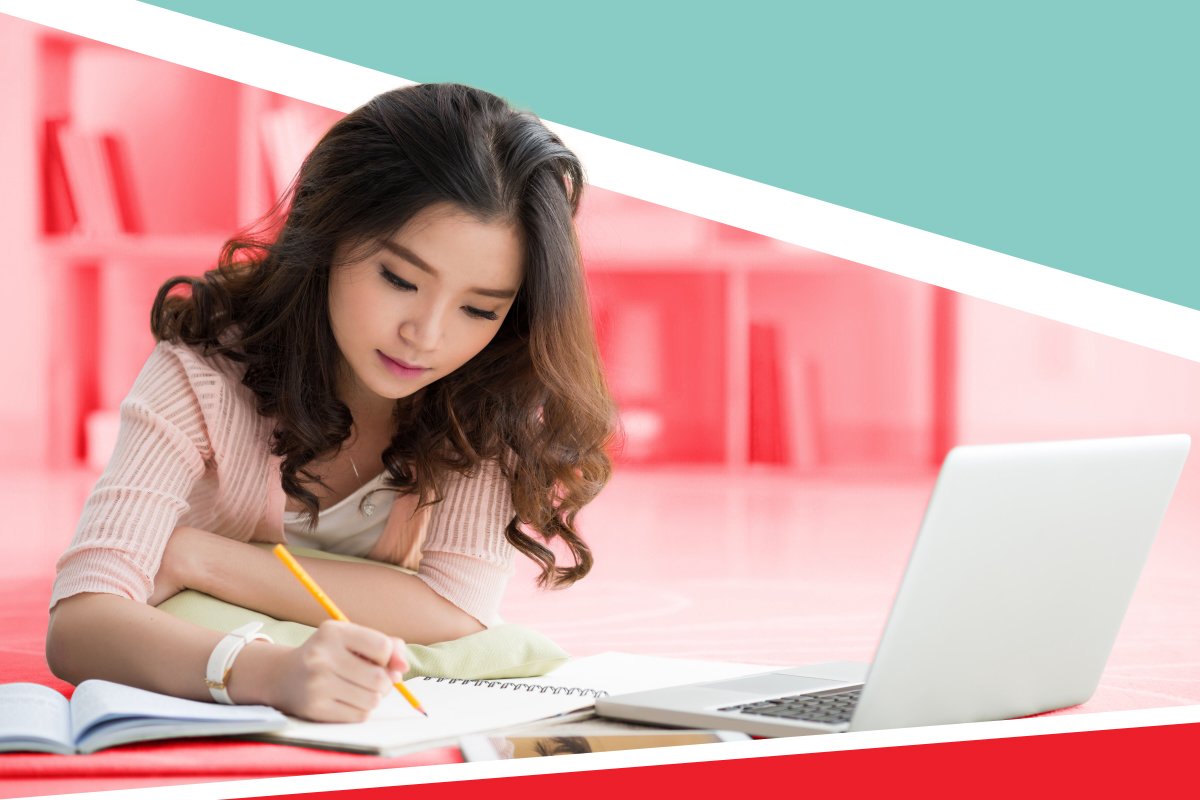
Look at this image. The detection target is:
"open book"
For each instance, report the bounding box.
[256,652,774,756]
[0,681,288,755]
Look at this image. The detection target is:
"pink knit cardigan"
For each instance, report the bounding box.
[51,339,517,627]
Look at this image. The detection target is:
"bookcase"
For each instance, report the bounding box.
[2,16,955,475]
[578,194,957,472]
[9,22,339,468]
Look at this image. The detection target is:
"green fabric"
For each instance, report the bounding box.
[156,546,568,680]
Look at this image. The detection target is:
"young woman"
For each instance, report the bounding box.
[45,83,616,722]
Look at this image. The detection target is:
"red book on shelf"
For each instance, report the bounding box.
[42,119,78,234]
[53,123,122,237]
[100,133,142,234]
[749,322,787,464]
[783,357,822,471]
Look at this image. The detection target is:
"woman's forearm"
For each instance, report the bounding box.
[175,529,485,644]
[45,593,282,703]
[47,592,412,722]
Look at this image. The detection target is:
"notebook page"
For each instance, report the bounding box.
[266,652,774,753]
[513,652,776,695]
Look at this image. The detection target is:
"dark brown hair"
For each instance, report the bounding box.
[151,83,615,587]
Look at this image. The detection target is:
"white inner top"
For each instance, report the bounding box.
[282,471,396,556]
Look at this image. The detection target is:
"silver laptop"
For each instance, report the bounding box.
[596,434,1190,735]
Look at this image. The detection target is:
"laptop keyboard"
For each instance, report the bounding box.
[719,686,862,725]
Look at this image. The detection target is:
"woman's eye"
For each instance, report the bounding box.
[379,267,416,290]
[465,306,500,321]
[379,266,498,321]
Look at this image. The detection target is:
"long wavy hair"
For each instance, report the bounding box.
[150,83,616,588]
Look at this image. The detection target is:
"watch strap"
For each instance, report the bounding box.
[205,621,273,705]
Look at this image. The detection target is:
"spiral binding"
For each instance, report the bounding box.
[427,677,608,698]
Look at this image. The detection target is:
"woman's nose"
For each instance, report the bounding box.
[399,303,445,352]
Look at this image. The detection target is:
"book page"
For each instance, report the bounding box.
[0,683,73,754]
[70,679,286,749]
[264,652,775,754]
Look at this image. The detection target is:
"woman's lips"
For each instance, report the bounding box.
[377,350,430,379]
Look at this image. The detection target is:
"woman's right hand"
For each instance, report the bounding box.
[234,620,410,722]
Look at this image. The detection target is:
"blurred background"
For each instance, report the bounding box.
[13,22,1199,479]
[3,15,1199,713]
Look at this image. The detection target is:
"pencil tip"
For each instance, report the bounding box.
[420,709,429,718]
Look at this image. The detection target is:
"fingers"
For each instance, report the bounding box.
[324,620,391,665]
[387,638,410,677]
[293,622,412,721]
[329,644,394,696]
[327,666,389,713]
[318,621,410,677]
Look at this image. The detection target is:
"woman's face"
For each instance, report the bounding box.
[328,203,524,417]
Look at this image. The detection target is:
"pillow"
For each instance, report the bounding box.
[157,545,568,680]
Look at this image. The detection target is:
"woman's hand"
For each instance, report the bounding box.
[235,620,411,722]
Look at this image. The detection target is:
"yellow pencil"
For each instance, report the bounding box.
[272,543,428,717]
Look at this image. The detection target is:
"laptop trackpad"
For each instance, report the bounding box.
[703,673,848,696]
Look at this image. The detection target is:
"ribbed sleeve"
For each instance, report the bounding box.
[50,342,213,607]
[50,339,526,631]
[416,459,517,628]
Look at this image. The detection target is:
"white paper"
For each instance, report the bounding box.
[265,652,776,754]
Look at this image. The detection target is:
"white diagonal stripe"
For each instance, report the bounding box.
[3,0,1198,365]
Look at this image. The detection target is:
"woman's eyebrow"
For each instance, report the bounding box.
[379,239,517,299]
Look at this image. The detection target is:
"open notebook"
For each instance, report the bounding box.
[254,652,774,756]
[0,681,287,755]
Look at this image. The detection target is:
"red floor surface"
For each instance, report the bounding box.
[3,465,1199,797]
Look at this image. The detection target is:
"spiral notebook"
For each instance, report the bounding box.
[254,652,772,756]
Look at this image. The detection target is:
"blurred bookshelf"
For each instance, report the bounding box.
[17,26,340,467]
[5,19,955,476]
[579,196,957,474]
